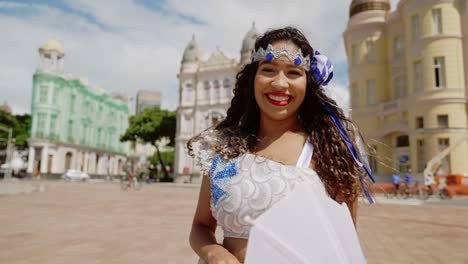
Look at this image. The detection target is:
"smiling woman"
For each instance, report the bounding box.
[186,27,374,264]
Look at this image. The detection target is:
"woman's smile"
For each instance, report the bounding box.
[265,92,292,107]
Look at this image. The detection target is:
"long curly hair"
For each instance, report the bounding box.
[188,27,366,204]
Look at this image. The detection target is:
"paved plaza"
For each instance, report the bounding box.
[0,180,467,264]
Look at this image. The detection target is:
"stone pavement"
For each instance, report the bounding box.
[0,180,467,264]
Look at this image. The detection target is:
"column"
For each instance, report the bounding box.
[83,152,89,173]
[40,146,49,173]
[27,146,35,173]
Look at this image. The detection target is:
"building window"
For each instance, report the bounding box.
[437,114,449,128]
[417,139,426,172]
[411,15,420,41]
[393,76,407,99]
[37,113,47,134]
[39,85,48,103]
[393,35,403,58]
[433,57,446,88]
[438,138,451,174]
[432,9,443,35]
[184,83,193,103]
[366,79,377,105]
[50,114,57,136]
[396,135,410,147]
[203,81,210,101]
[97,128,102,144]
[183,115,192,134]
[351,44,357,65]
[223,78,232,96]
[67,120,73,140]
[214,80,221,101]
[414,61,423,92]
[52,87,59,104]
[70,95,76,113]
[365,40,375,62]
[416,116,424,129]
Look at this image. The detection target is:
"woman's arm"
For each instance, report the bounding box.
[189,175,240,263]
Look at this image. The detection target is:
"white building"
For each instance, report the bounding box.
[174,24,260,183]
[136,90,161,114]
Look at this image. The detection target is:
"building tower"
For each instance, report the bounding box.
[240,22,261,65]
[38,39,65,73]
[344,0,468,179]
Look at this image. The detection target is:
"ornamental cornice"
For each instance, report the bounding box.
[352,94,468,119]
[420,34,463,44]
[409,127,468,136]
[28,138,126,156]
[34,70,130,113]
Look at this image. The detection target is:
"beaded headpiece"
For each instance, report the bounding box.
[251,44,311,71]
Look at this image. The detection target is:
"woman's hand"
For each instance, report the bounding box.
[207,250,242,264]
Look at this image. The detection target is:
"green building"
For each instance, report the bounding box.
[27,39,130,177]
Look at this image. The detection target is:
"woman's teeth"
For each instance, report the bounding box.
[267,94,290,102]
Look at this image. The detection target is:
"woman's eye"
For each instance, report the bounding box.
[288,71,301,76]
[262,68,274,73]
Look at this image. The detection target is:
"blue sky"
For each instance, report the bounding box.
[0,0,399,115]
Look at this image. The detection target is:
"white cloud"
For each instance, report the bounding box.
[0,0,354,115]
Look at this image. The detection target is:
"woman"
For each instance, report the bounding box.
[188,27,373,264]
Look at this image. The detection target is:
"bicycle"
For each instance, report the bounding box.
[120,175,142,190]
[417,185,451,200]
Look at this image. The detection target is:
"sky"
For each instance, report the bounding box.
[0,0,400,115]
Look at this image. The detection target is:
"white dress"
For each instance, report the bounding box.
[192,131,327,263]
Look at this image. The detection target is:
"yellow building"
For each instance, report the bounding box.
[343,0,468,180]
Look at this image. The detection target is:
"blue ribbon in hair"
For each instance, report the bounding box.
[321,101,376,204]
[311,49,375,203]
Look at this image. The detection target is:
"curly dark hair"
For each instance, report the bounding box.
[188,27,366,204]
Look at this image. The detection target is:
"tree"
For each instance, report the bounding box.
[120,107,176,181]
[0,110,31,150]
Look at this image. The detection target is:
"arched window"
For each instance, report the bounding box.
[184,83,193,102]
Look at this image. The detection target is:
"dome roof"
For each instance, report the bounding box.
[241,22,260,53]
[39,39,65,58]
[350,0,390,17]
[182,35,201,63]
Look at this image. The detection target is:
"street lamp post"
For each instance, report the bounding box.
[0,126,13,180]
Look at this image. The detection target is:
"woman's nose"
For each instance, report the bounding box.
[271,71,288,89]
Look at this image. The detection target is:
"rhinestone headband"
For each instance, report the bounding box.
[251,44,311,71]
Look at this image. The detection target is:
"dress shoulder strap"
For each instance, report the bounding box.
[295,138,314,169]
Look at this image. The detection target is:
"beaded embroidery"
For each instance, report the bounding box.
[209,155,238,206]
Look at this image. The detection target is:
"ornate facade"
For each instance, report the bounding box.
[174,24,260,183]
[343,0,468,180]
[27,40,130,177]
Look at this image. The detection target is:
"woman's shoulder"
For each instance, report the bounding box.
[189,128,225,175]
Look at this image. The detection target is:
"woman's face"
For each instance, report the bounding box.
[254,40,307,122]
